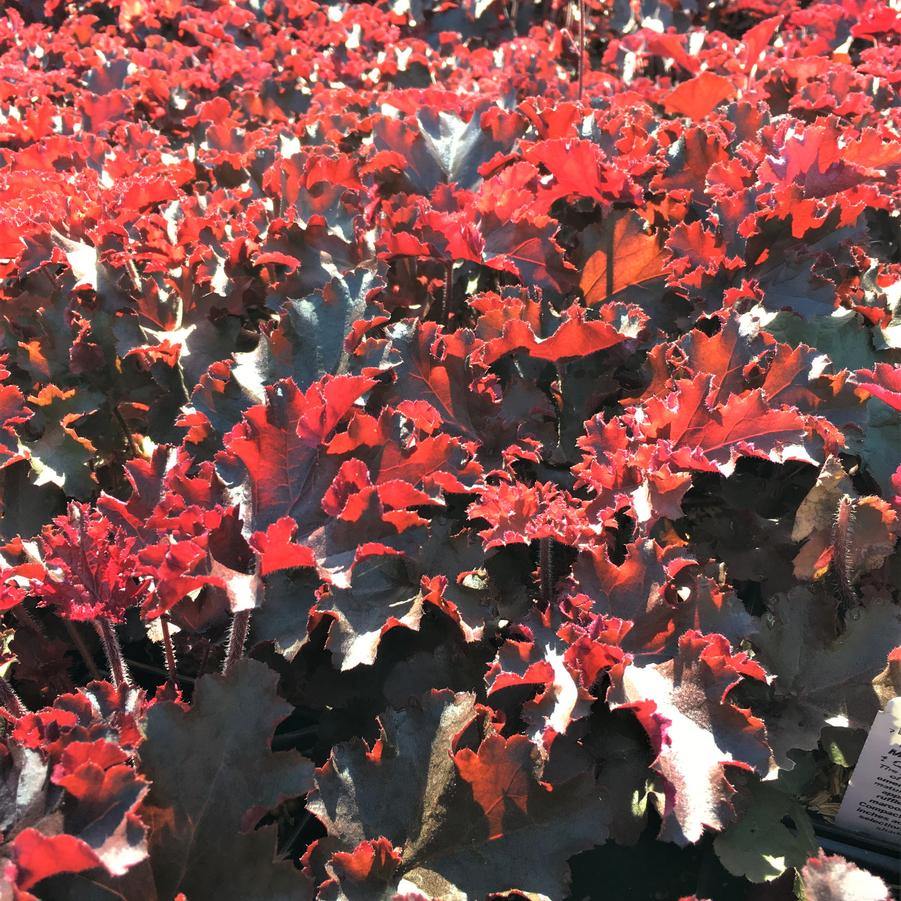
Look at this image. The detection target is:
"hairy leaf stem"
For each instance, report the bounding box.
[94,617,132,687]
[0,674,26,718]
[160,614,178,687]
[578,0,585,103]
[539,536,555,605]
[831,495,858,611]
[222,609,251,676]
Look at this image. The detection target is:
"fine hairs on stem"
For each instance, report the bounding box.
[222,609,251,676]
[160,615,178,687]
[539,536,555,605]
[831,495,858,611]
[445,260,453,323]
[94,618,132,687]
[0,674,26,718]
[578,0,585,103]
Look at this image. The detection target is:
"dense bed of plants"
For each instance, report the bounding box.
[0,0,899,897]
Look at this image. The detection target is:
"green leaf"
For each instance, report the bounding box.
[820,726,866,769]
[714,779,817,883]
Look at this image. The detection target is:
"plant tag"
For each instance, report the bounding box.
[835,697,901,845]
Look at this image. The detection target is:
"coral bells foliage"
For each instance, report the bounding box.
[1,0,901,899]
[36,504,149,622]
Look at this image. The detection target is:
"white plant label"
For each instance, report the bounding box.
[835,697,901,845]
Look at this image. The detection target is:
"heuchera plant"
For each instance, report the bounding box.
[0,0,898,898]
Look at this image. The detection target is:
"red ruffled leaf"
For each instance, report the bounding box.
[855,363,901,410]
[10,830,102,891]
[580,211,670,305]
[663,73,737,120]
[220,375,375,530]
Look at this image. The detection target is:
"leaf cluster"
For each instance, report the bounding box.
[0,0,899,898]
